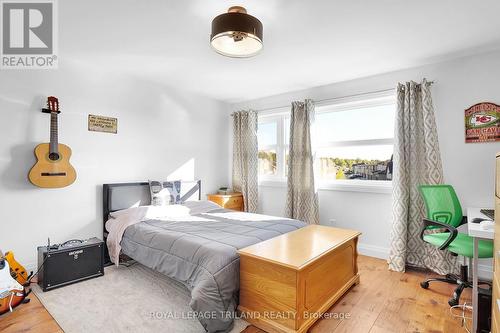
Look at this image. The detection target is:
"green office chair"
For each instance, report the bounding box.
[418,184,493,306]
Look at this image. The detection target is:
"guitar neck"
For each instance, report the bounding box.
[50,112,58,154]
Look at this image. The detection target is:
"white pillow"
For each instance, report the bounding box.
[143,205,190,220]
[109,205,191,222]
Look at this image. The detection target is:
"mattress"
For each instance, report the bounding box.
[120,208,306,333]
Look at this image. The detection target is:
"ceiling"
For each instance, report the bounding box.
[60,0,500,103]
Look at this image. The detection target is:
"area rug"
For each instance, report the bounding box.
[33,263,249,333]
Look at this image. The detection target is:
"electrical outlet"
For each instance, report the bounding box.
[329,218,336,225]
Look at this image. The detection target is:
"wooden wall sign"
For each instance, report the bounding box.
[465,102,499,143]
[88,114,117,134]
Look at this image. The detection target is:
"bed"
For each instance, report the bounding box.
[102,181,306,333]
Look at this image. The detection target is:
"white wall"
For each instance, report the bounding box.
[0,59,230,269]
[232,50,500,275]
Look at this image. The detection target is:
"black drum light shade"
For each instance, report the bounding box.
[210,6,263,58]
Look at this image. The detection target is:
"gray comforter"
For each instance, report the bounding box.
[120,208,305,333]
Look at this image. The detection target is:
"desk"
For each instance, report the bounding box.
[467,207,494,333]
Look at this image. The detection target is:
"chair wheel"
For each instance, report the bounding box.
[420,281,429,289]
[448,298,459,307]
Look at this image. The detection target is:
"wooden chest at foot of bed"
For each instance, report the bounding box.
[238,225,360,333]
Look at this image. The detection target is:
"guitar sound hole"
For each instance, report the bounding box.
[49,153,60,161]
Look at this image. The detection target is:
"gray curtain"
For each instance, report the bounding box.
[285,99,320,225]
[232,110,258,213]
[388,79,458,275]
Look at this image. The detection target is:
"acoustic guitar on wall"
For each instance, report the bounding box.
[29,96,77,188]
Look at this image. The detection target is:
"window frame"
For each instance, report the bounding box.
[257,91,396,193]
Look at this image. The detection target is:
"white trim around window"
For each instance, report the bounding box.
[257,90,396,194]
[258,113,288,182]
[259,179,392,194]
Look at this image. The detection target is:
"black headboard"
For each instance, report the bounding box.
[101,180,201,265]
[102,180,202,230]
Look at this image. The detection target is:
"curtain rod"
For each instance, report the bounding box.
[233,80,434,114]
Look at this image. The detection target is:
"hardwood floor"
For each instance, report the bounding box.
[0,292,62,333]
[0,256,471,333]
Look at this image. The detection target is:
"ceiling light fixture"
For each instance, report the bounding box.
[210,6,263,58]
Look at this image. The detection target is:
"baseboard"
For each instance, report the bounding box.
[356,243,494,280]
[357,243,390,259]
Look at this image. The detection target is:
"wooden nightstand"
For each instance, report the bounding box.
[207,192,244,211]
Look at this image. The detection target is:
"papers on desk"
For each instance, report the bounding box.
[479,220,495,230]
[468,208,495,239]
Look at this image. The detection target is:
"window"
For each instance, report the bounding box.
[257,92,396,188]
[258,115,287,180]
[257,121,277,176]
[314,101,395,183]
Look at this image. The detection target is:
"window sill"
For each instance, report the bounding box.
[258,180,392,194]
[258,180,287,188]
[318,180,392,194]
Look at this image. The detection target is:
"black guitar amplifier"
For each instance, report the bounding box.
[37,237,104,291]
